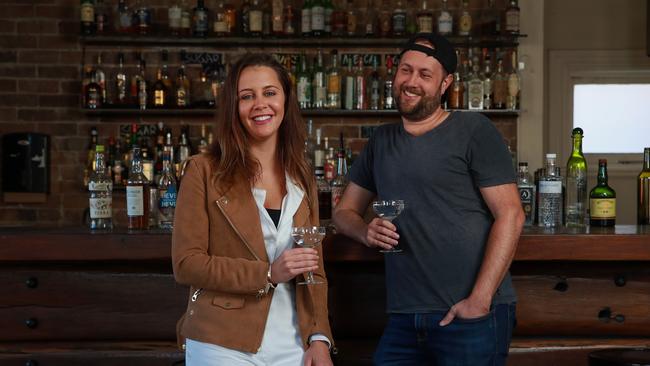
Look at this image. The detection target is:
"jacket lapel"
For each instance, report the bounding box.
[214,180,269,263]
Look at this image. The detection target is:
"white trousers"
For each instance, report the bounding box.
[185,337,304,366]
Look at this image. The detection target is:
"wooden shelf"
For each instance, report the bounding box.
[82,108,520,118]
[80,34,526,48]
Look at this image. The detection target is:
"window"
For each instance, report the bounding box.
[573,84,650,154]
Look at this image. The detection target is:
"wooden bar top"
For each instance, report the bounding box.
[0,225,649,262]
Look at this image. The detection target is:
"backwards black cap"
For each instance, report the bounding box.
[399,33,457,75]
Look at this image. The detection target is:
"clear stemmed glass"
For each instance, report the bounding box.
[291,226,326,285]
[372,200,405,253]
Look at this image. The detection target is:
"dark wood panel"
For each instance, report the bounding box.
[0,270,187,341]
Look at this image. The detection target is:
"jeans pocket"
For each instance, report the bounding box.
[453,308,495,324]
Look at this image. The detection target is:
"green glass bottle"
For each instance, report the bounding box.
[565,127,587,227]
[638,147,650,225]
[589,159,616,227]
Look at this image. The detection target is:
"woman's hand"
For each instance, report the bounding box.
[303,341,333,366]
[365,218,399,251]
[270,248,319,284]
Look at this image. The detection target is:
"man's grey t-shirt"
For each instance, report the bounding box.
[349,111,517,313]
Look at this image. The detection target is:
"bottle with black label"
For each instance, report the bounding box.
[517,162,535,226]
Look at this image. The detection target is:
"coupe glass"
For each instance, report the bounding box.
[372,200,405,253]
[291,226,326,285]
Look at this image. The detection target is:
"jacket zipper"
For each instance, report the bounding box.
[215,199,261,261]
[191,288,203,302]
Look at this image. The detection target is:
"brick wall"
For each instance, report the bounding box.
[0,0,517,227]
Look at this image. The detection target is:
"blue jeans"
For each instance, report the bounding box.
[373,303,516,366]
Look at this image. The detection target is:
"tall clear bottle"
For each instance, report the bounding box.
[565,127,588,227]
[637,147,650,225]
[312,50,327,109]
[89,145,113,230]
[538,153,563,228]
[330,141,348,211]
[127,147,150,230]
[517,162,535,226]
[589,159,616,227]
[158,151,177,229]
[326,50,341,109]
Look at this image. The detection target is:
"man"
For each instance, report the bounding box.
[332,33,525,365]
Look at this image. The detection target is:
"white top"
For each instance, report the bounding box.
[185,175,329,365]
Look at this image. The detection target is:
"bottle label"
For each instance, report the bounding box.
[438,15,452,34]
[311,6,325,31]
[154,90,165,106]
[392,13,406,33]
[301,8,311,32]
[169,6,182,28]
[90,197,112,219]
[159,186,178,209]
[214,15,229,32]
[518,186,534,221]
[297,77,311,104]
[81,4,94,22]
[331,186,345,209]
[506,11,519,32]
[508,74,519,98]
[539,181,562,194]
[590,198,616,219]
[344,76,354,110]
[89,181,112,192]
[195,11,209,32]
[417,16,433,33]
[250,10,263,32]
[459,14,471,34]
[126,186,144,216]
[327,74,340,93]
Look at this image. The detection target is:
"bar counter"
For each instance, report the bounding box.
[1,226,649,366]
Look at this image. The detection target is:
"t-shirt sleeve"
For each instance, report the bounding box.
[467,118,517,187]
[348,132,377,193]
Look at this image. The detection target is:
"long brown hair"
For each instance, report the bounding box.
[209,53,315,207]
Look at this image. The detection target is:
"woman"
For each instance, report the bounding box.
[172,53,333,366]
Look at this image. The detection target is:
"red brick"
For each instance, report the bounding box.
[0,94,38,107]
[0,79,16,92]
[18,80,59,94]
[18,50,58,63]
[55,136,87,151]
[0,50,17,63]
[0,109,17,122]
[37,122,79,136]
[4,5,34,18]
[0,35,38,49]
[0,20,15,33]
[37,209,62,222]
[58,20,79,36]
[320,125,360,140]
[18,108,58,121]
[38,35,78,49]
[60,80,81,94]
[62,192,88,209]
[55,108,84,121]
[0,208,37,222]
[17,20,59,34]
[0,65,37,78]
[35,5,76,19]
[60,208,86,226]
[38,65,79,79]
[58,50,83,64]
[39,94,79,108]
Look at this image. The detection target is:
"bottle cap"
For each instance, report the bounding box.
[546,153,556,158]
[572,127,584,136]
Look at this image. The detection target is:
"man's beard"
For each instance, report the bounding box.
[394,85,442,122]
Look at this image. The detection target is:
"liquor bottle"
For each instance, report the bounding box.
[448,69,463,109]
[169,0,183,35]
[95,0,109,34]
[590,159,616,227]
[130,54,144,105]
[271,0,284,34]
[133,0,152,35]
[481,51,493,109]
[161,50,173,101]
[330,136,348,210]
[296,53,312,109]
[538,153,563,228]
[377,0,391,37]
[492,58,507,109]
[262,0,272,36]
[416,0,433,33]
[324,138,336,182]
[460,58,470,108]
[457,0,471,36]
[345,0,358,36]
[89,145,113,230]
[180,0,193,36]
[331,0,346,37]
[312,50,327,109]
[301,0,312,37]
[249,0,263,36]
[517,162,535,226]
[405,0,417,35]
[176,127,192,181]
[137,59,148,110]
[175,60,191,108]
[214,0,229,35]
[198,124,210,154]
[505,0,520,35]
[326,50,341,109]
[314,128,326,171]
[164,129,176,177]
[154,122,165,181]
[193,67,215,108]
[565,127,588,227]
[323,0,333,35]
[363,0,377,36]
[467,57,484,110]
[480,0,499,36]
[637,147,650,225]
[127,147,150,230]
[158,151,178,230]
[85,70,103,109]
[283,0,297,35]
[84,127,99,187]
[507,50,520,110]
[224,0,237,35]
[354,56,366,110]
[368,57,381,110]
[383,56,395,109]
[316,166,332,221]
[391,0,406,36]
[311,0,325,36]
[106,136,117,183]
[152,66,168,108]
[141,146,155,183]
[80,0,96,35]
[437,0,452,36]
[305,119,317,166]
[343,56,355,110]
[193,0,210,37]
[241,0,252,35]
[115,0,132,33]
[115,53,128,105]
